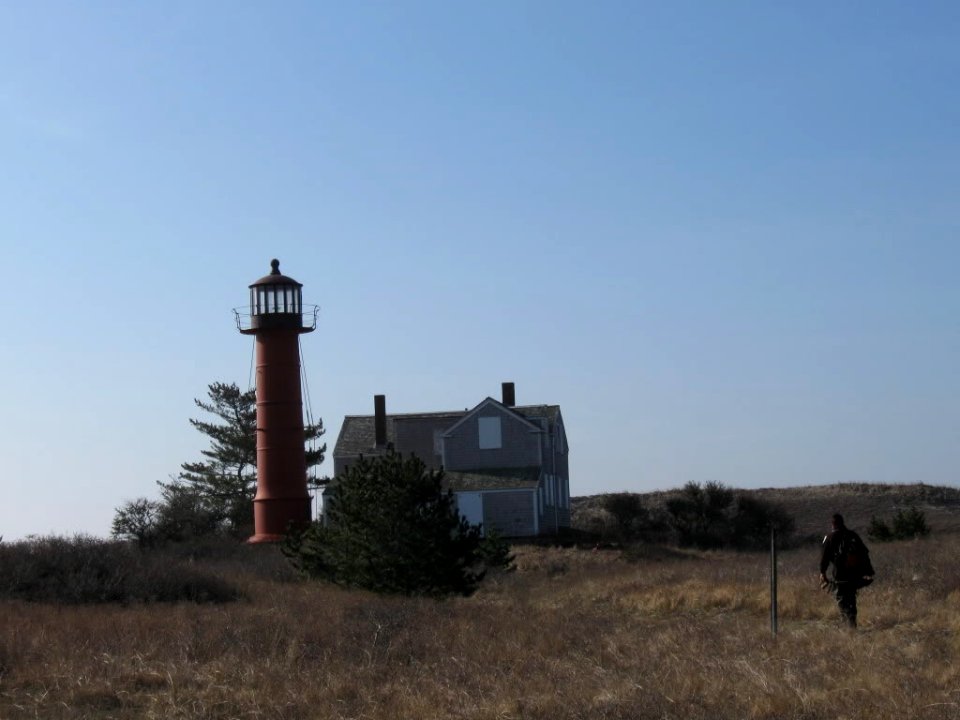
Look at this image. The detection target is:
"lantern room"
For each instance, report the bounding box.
[242,258,313,334]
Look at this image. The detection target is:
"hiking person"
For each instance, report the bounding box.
[819,513,874,628]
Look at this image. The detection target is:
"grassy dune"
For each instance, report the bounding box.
[1,532,958,719]
[573,482,960,541]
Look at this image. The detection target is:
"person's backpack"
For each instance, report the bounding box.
[836,530,875,588]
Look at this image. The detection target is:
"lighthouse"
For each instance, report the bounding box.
[238,259,314,543]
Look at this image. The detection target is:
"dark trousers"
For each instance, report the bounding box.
[833,583,858,627]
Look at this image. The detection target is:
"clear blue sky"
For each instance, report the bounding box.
[1,2,957,540]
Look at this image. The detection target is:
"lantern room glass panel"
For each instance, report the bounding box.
[250,282,303,317]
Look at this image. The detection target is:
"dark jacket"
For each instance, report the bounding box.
[820,527,873,582]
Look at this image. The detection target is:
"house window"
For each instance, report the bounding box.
[478,416,502,449]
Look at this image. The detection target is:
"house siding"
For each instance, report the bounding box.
[540,504,571,532]
[393,416,452,469]
[444,405,541,471]
[482,490,536,537]
[333,455,359,477]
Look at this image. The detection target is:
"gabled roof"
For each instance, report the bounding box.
[334,411,464,458]
[333,403,562,458]
[442,397,543,437]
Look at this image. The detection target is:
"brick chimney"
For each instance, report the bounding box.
[501,382,515,407]
[374,395,387,447]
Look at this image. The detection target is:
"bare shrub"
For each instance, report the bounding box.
[0,535,240,604]
[666,481,794,549]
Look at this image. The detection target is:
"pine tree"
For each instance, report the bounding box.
[891,506,930,539]
[283,451,504,597]
[869,506,930,542]
[161,382,325,536]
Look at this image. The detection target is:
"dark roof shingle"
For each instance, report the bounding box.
[444,466,542,491]
[334,411,465,457]
[333,404,561,458]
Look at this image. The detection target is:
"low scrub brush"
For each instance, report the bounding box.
[0,535,240,604]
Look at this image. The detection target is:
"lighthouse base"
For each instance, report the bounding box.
[248,496,312,544]
[247,533,287,544]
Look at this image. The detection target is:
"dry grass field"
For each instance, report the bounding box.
[1,520,959,719]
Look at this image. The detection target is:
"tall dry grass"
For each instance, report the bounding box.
[1,536,958,719]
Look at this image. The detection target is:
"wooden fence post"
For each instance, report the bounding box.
[770,525,778,637]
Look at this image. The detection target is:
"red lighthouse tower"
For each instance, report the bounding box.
[238,259,314,543]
